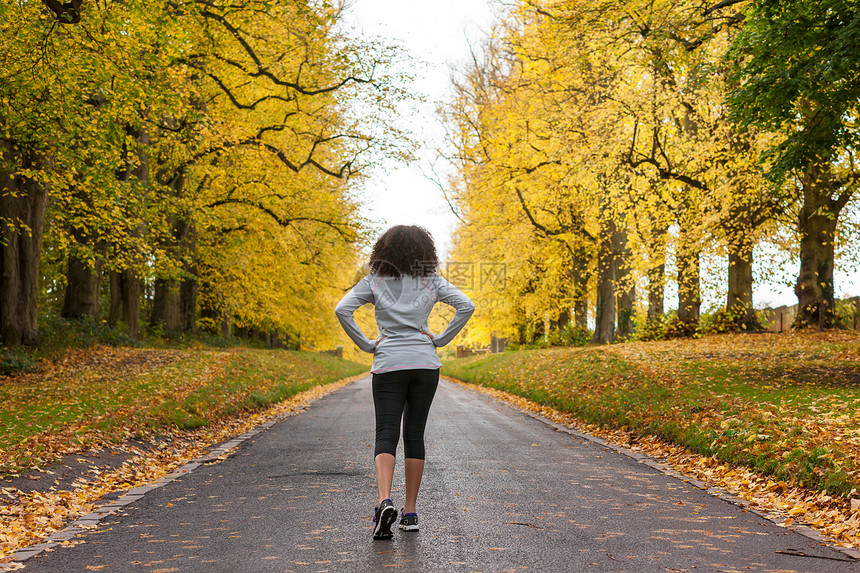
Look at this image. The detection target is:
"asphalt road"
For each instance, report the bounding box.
[20,375,860,572]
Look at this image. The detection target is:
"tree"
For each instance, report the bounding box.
[442,9,610,344]
[726,0,860,327]
[1,0,408,346]
[442,0,783,345]
[0,143,49,346]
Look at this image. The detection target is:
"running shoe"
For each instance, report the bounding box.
[372,499,397,539]
[399,509,419,532]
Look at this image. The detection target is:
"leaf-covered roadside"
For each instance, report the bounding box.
[0,346,366,561]
[442,331,860,549]
[1,347,365,475]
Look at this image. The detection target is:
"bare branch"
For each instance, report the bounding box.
[192,65,300,110]
[43,0,83,24]
[198,8,375,95]
[177,126,358,181]
[514,187,563,237]
[703,0,751,17]
[206,197,353,238]
[421,160,466,224]
[625,121,709,190]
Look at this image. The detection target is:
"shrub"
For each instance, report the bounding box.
[0,315,138,377]
[698,307,743,335]
[664,317,698,339]
[634,315,668,342]
[554,323,592,347]
[834,298,860,330]
[511,323,593,349]
[39,314,138,348]
[0,347,39,376]
[633,312,686,341]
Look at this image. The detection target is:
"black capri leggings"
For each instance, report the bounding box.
[372,368,440,460]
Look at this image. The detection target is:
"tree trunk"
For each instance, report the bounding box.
[150,279,181,332]
[647,263,665,320]
[149,166,198,333]
[0,142,49,346]
[676,237,701,326]
[727,243,759,329]
[149,217,196,335]
[527,316,545,344]
[616,283,635,338]
[198,274,224,336]
[676,116,701,329]
[270,331,283,349]
[108,126,149,338]
[109,269,141,336]
[179,276,196,332]
[61,226,101,321]
[109,272,122,325]
[645,214,668,323]
[794,162,843,328]
[178,220,197,333]
[60,99,106,322]
[552,308,570,332]
[615,226,634,339]
[592,217,617,344]
[571,245,590,329]
[221,312,231,338]
[721,132,765,331]
[62,253,101,320]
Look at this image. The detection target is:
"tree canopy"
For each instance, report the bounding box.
[1,0,410,348]
[440,0,860,345]
[728,0,860,177]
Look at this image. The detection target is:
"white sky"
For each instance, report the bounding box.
[341,0,859,311]
[342,0,496,259]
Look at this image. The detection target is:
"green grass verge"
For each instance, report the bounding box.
[0,347,366,473]
[442,333,860,498]
[153,349,368,430]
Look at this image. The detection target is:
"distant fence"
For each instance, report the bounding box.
[761,305,798,333]
[319,346,343,358]
[457,335,508,358]
[761,296,860,332]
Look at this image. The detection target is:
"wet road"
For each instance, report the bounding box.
[20,376,860,572]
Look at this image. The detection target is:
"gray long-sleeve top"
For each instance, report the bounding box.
[335,273,476,373]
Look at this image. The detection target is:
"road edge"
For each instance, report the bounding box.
[443,376,860,562]
[4,373,368,568]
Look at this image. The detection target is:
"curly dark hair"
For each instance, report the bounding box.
[369,225,438,278]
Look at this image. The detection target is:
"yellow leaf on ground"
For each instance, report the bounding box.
[787,506,807,517]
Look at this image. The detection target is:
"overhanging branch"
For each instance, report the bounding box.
[703,0,751,16]
[43,0,83,23]
[206,197,353,238]
[199,8,375,96]
[514,187,562,237]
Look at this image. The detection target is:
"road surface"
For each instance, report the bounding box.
[20,376,859,572]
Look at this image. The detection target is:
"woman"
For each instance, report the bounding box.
[335,225,475,540]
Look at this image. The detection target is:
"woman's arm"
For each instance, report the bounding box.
[334,276,377,353]
[430,276,476,347]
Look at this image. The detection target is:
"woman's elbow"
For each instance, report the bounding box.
[334,303,350,319]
